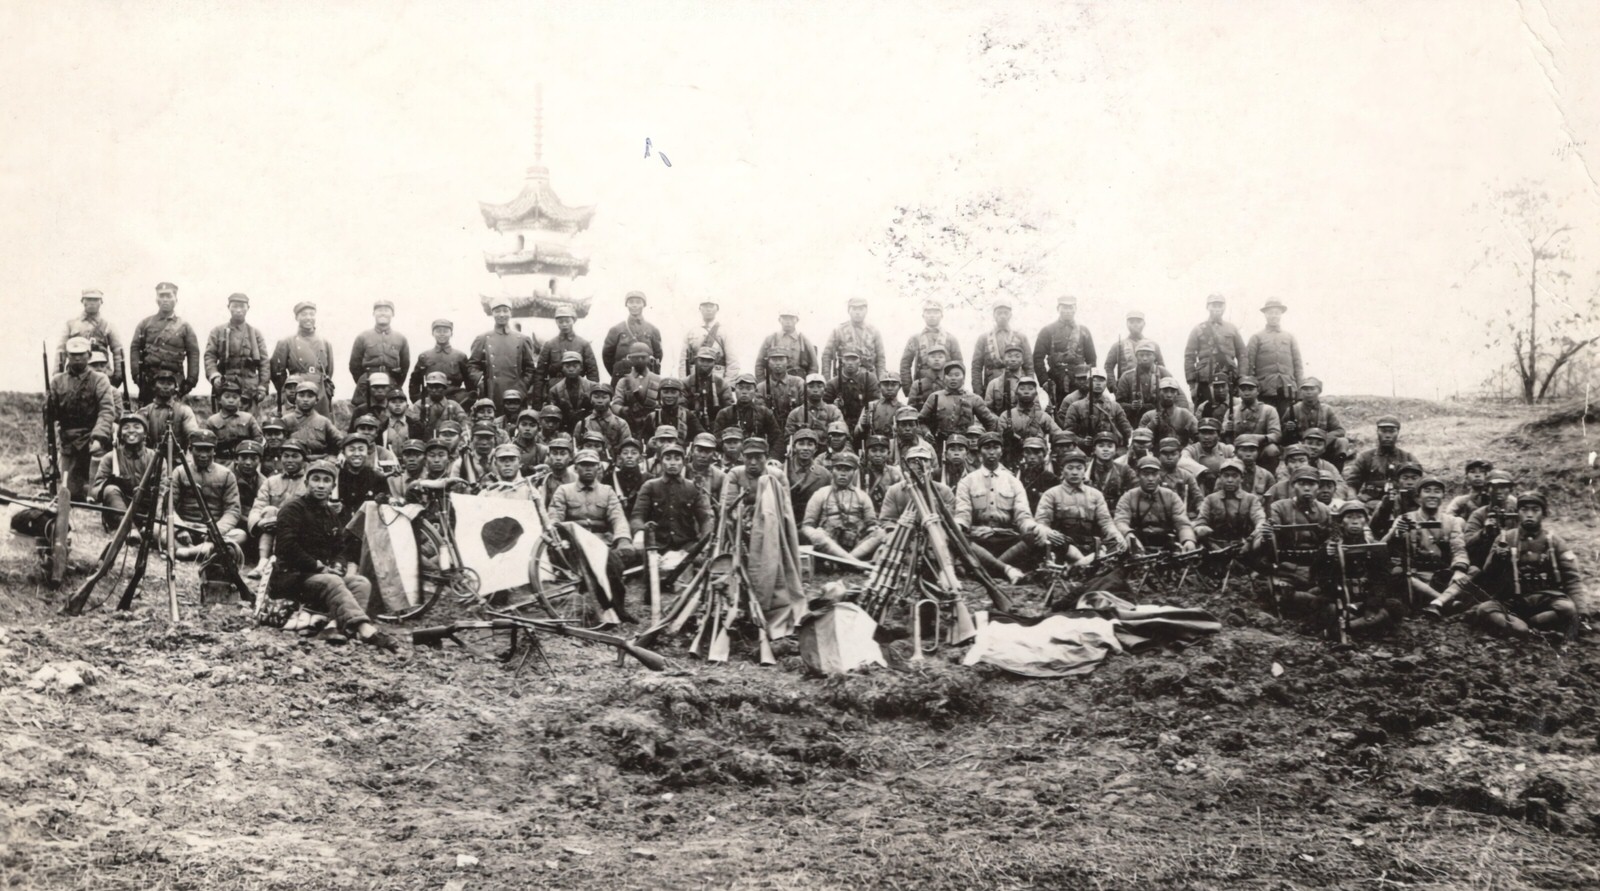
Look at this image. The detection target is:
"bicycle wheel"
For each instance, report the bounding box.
[529,527,598,624]
[379,521,448,622]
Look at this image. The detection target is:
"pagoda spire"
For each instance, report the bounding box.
[534,83,544,166]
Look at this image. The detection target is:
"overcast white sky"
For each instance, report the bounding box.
[3,0,1598,398]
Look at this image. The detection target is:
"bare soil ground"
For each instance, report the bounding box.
[2,394,1598,890]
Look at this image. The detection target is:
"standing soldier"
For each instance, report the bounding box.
[1245,298,1302,419]
[539,305,599,398]
[1228,377,1283,465]
[715,374,785,455]
[918,361,999,447]
[59,288,126,394]
[900,299,964,398]
[996,376,1061,467]
[613,342,664,437]
[822,296,887,379]
[270,302,336,417]
[468,296,540,412]
[1103,309,1163,382]
[129,282,200,405]
[855,372,904,449]
[643,378,699,444]
[204,292,269,415]
[348,299,411,419]
[1033,294,1096,407]
[545,351,597,429]
[786,374,844,446]
[1116,340,1190,424]
[682,299,736,378]
[1183,293,1246,407]
[601,290,662,380]
[1281,378,1349,467]
[1060,368,1132,446]
[971,296,1031,396]
[756,309,818,381]
[203,380,265,463]
[825,348,880,430]
[984,343,1032,417]
[756,349,806,426]
[412,372,469,441]
[1138,378,1200,448]
[905,344,949,409]
[279,379,342,459]
[683,348,731,435]
[50,337,117,500]
[408,319,472,408]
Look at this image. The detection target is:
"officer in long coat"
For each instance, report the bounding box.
[348,299,411,419]
[129,282,201,405]
[270,301,337,417]
[468,296,540,411]
[204,292,269,414]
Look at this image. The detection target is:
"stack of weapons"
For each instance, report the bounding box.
[640,511,777,664]
[857,471,976,654]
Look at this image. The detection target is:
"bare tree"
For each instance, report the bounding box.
[1479,183,1600,403]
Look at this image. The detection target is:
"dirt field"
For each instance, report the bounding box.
[2,395,1598,890]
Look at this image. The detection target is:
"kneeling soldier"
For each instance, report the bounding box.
[1386,476,1469,610]
[1028,447,1124,570]
[91,413,154,527]
[1193,458,1267,552]
[1461,492,1586,640]
[1301,500,1405,634]
[1114,456,1198,553]
[802,451,884,562]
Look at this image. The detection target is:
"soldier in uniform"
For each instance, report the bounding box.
[1185,418,1235,492]
[544,351,595,429]
[996,375,1061,468]
[539,304,599,397]
[270,302,336,416]
[1193,458,1267,552]
[129,282,201,405]
[682,299,737,378]
[971,296,1031,396]
[1299,500,1405,635]
[348,299,411,419]
[783,429,832,516]
[1114,457,1198,553]
[1116,340,1189,424]
[1103,309,1163,382]
[1245,298,1302,419]
[983,343,1031,417]
[1015,436,1059,511]
[1033,294,1096,407]
[1154,437,1203,515]
[411,371,468,441]
[939,434,973,488]
[571,383,631,461]
[378,390,421,457]
[279,379,342,458]
[167,430,245,559]
[687,433,727,508]
[1267,467,1335,586]
[954,431,1038,582]
[203,379,264,462]
[630,440,714,558]
[1026,447,1124,570]
[1060,368,1132,446]
[801,451,884,561]
[138,368,202,451]
[408,319,473,408]
[1384,476,1470,609]
[49,337,117,500]
[1194,373,1235,432]
[900,300,964,398]
[826,347,880,430]
[86,352,124,415]
[1447,459,1495,520]
[715,374,785,455]
[640,377,699,445]
[548,449,638,621]
[1138,377,1200,448]
[1183,293,1246,407]
[1228,377,1283,465]
[918,360,999,447]
[858,436,902,513]
[683,347,732,435]
[821,296,886,380]
[1448,492,1587,640]
[468,296,540,411]
[756,348,806,428]
[91,413,154,529]
[203,292,269,415]
[855,371,903,450]
[232,440,264,523]
[59,288,126,391]
[1231,435,1277,497]
[905,344,948,409]
[601,290,663,379]
[1281,377,1348,466]
[787,372,844,442]
[1088,431,1137,507]
[613,342,664,437]
[1343,415,1419,506]
[756,309,818,380]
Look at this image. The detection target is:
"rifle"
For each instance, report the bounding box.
[40,344,60,495]
[118,348,132,410]
[1333,541,1354,646]
[414,615,666,671]
[0,487,207,537]
[169,428,254,607]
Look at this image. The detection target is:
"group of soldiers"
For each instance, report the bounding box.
[45,284,1586,649]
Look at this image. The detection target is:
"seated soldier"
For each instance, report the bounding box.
[232,440,264,561]
[1385,476,1469,610]
[259,418,287,476]
[168,430,246,561]
[1087,430,1137,507]
[802,451,884,562]
[686,432,727,505]
[890,405,931,465]
[1116,426,1156,469]
[938,433,972,487]
[91,412,155,529]
[478,443,537,499]
[509,409,550,477]
[1184,418,1234,492]
[1299,500,1405,635]
[350,413,399,477]
[1024,447,1124,570]
[388,439,428,499]
[1154,437,1202,516]
[1059,368,1131,447]
[469,398,509,445]
[1193,458,1267,553]
[548,449,638,623]
[1113,456,1198,553]
[538,436,578,504]
[1138,377,1199,448]
[1266,467,1334,596]
[955,431,1040,565]
[630,440,714,554]
[1016,436,1059,511]
[1368,461,1423,536]
[335,434,390,524]
[1343,415,1418,504]
[877,443,1018,583]
[451,422,499,485]
[1461,469,1517,565]
[786,428,832,518]
[1262,444,1314,505]
[279,378,341,458]
[719,427,745,469]
[204,378,264,462]
[821,419,854,467]
[1231,434,1276,497]
[1460,492,1586,640]
[1446,458,1495,520]
[247,440,310,578]
[266,459,400,651]
[859,435,903,513]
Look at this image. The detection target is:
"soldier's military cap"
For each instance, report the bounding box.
[560,351,583,365]
[804,372,827,385]
[1211,372,1230,384]
[581,431,607,444]
[839,346,860,358]
[865,435,890,450]
[517,408,542,422]
[279,440,308,455]
[1017,374,1039,386]
[697,347,719,361]
[423,439,450,453]
[1197,417,1220,432]
[767,347,792,360]
[1157,437,1182,452]
[1205,293,1225,306]
[1057,294,1078,307]
[436,419,462,433]
[659,377,682,391]
[155,282,178,295]
[539,405,564,420]
[81,289,104,300]
[1486,470,1514,486]
[431,318,453,330]
[880,371,900,383]
[373,299,395,311]
[1022,436,1047,451]
[921,299,943,311]
[618,438,642,453]
[895,406,920,422]
[1157,376,1180,390]
[624,290,647,305]
[967,423,987,436]
[387,390,409,403]
[1234,434,1261,449]
[489,443,520,460]
[942,360,965,373]
[1417,476,1446,491]
[848,296,868,307]
[116,412,146,427]
[699,298,720,308]
[574,449,602,465]
[733,373,757,387]
[1302,427,1327,441]
[904,444,936,462]
[1516,491,1547,510]
[1070,362,1090,377]
[502,389,524,403]
[293,301,316,315]
[1060,448,1089,465]
[261,418,285,432]
[293,378,318,393]
[1376,416,1401,429]
[189,430,217,448]
[546,435,574,450]
[1130,427,1154,442]
[90,350,108,366]
[1236,376,1259,388]
[487,295,513,310]
[926,344,948,355]
[1126,309,1145,320]
[1464,458,1493,472]
[791,428,819,443]
[1291,467,1320,483]
[146,367,177,382]
[305,460,338,479]
[424,371,449,386]
[401,439,426,454]
[363,372,390,389]
[1136,456,1162,471]
[1261,298,1288,313]
[992,295,1014,310]
[653,424,680,440]
[1218,458,1245,474]
[591,382,613,396]
[720,427,744,442]
[1336,500,1369,516]
[235,440,262,457]
[1301,377,1323,389]
[1282,444,1309,459]
[944,434,970,449]
[1093,430,1119,445]
[826,420,850,436]
[340,433,371,450]
[978,431,1003,447]
[658,441,685,457]
[352,414,379,428]
[1135,340,1157,353]
[1004,343,1025,354]
[1397,462,1423,476]
[65,336,93,354]
[692,433,719,449]
[831,451,860,468]
[222,292,248,306]
[1319,469,1340,484]
[740,437,769,455]
[1089,368,1108,380]
[472,398,497,411]
[627,342,651,357]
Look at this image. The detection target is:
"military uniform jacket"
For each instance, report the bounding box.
[1462,501,1520,566]
[1116,365,1192,420]
[138,399,202,451]
[130,313,201,392]
[1194,490,1266,542]
[1103,333,1164,382]
[1342,447,1419,501]
[683,370,732,430]
[802,485,876,542]
[235,468,261,515]
[984,372,1027,417]
[1282,401,1345,445]
[1060,394,1132,445]
[1224,399,1282,445]
[204,322,269,393]
[1391,509,1468,573]
[1240,464,1276,497]
[171,461,243,533]
[1088,458,1137,508]
[786,401,844,441]
[688,464,726,507]
[91,446,153,500]
[822,321,887,379]
[971,327,1031,394]
[1479,528,1585,600]
[549,480,630,541]
[1267,499,1333,552]
[573,411,633,459]
[1183,320,1246,386]
[1033,321,1096,384]
[269,495,347,592]
[409,397,466,441]
[825,370,880,428]
[786,460,832,519]
[955,465,1038,533]
[545,376,595,429]
[1183,442,1235,480]
[204,410,264,459]
[1157,467,1203,515]
[757,374,807,427]
[683,322,737,378]
[859,462,904,512]
[1245,328,1303,398]
[348,327,410,390]
[1114,486,1195,541]
[756,331,818,378]
[280,408,341,458]
[1036,483,1119,546]
[630,474,713,548]
[271,333,336,414]
[59,313,125,383]
[602,318,663,378]
[51,368,116,451]
[613,370,663,433]
[998,404,1062,462]
[919,390,999,439]
[642,404,700,445]
[468,327,539,408]
[715,403,785,454]
[540,333,600,386]
[1017,464,1060,511]
[248,472,308,529]
[854,399,903,446]
[1138,406,1200,447]
[900,328,964,389]
[878,477,955,527]
[408,345,473,401]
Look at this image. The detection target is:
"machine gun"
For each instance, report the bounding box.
[413,612,666,672]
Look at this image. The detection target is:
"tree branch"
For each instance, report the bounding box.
[1536,335,1600,399]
